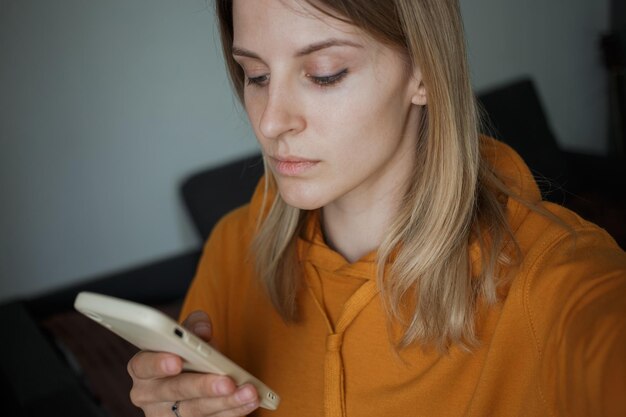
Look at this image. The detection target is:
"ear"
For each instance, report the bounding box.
[410,69,427,106]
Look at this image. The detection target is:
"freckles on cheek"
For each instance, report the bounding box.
[243,102,263,135]
[348,87,389,128]
[317,97,367,138]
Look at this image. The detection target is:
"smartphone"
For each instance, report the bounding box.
[74,291,280,410]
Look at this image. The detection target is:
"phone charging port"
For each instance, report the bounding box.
[174,327,184,338]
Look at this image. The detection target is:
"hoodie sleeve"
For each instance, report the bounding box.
[522,214,626,417]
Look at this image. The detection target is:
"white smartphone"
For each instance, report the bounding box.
[74,291,280,410]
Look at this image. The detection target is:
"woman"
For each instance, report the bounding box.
[128,0,626,416]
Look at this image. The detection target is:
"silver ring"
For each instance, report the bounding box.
[171,400,182,417]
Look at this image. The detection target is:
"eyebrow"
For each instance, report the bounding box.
[232,38,363,59]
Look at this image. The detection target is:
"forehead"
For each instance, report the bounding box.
[232,0,364,49]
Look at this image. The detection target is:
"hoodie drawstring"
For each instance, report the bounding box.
[307,279,379,417]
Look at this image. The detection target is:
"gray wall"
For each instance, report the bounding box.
[0,0,611,301]
[613,0,626,41]
[614,0,626,30]
[462,0,610,154]
[0,0,258,301]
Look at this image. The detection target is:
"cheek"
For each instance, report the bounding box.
[305,91,365,140]
[320,88,406,149]
[243,94,268,141]
[243,94,260,122]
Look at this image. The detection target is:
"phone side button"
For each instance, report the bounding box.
[197,344,211,358]
[186,336,199,350]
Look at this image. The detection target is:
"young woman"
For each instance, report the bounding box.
[127,0,626,416]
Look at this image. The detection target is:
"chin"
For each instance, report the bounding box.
[277,183,327,211]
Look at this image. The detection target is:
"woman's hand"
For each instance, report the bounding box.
[128,310,260,416]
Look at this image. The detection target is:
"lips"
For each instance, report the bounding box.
[269,156,320,176]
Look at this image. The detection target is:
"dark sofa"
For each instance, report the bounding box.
[1,78,624,417]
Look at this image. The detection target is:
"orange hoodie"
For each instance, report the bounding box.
[180,139,626,417]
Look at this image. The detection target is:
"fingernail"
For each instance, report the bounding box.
[193,323,211,337]
[163,357,179,374]
[215,378,233,395]
[236,387,256,403]
[188,310,207,320]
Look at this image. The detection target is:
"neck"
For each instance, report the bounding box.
[319,105,422,263]
[321,175,408,263]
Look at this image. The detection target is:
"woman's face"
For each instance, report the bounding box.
[232,0,425,211]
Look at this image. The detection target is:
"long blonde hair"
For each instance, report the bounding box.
[216,0,514,350]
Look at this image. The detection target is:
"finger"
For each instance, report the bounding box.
[128,351,183,380]
[130,372,236,408]
[182,310,212,342]
[174,384,260,417]
[150,372,238,403]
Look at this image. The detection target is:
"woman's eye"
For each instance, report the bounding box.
[307,69,348,87]
[245,69,348,88]
[246,74,269,87]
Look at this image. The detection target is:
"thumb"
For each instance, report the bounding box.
[182,310,212,342]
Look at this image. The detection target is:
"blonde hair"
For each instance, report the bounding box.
[216,0,515,350]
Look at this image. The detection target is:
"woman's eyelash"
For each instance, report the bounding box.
[307,69,348,87]
[246,74,269,86]
[245,69,349,88]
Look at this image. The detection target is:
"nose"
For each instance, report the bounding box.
[258,83,305,139]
